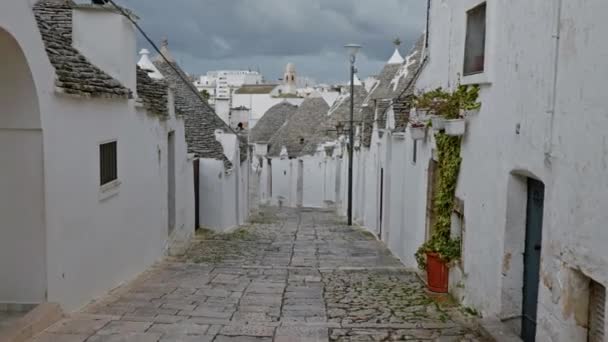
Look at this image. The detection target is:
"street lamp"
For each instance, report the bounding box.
[344,43,361,226]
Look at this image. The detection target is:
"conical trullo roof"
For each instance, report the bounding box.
[250,102,298,144]
[301,85,368,156]
[268,96,330,158]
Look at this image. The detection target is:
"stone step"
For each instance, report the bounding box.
[0,303,63,342]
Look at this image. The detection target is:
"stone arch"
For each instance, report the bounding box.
[0,27,46,305]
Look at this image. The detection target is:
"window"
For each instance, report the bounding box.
[463,3,486,75]
[412,140,418,164]
[100,141,117,186]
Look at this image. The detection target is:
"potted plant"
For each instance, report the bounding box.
[431,116,446,131]
[444,117,465,136]
[409,121,427,140]
[415,133,463,293]
[415,236,461,293]
[441,85,481,136]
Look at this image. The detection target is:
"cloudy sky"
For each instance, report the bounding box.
[118,0,427,83]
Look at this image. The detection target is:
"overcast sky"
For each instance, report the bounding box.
[117,0,427,83]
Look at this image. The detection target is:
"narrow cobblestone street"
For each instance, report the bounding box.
[32,207,485,342]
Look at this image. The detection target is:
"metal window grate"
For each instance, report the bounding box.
[100,141,117,186]
[589,280,605,342]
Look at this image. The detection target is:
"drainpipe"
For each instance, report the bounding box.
[425,0,431,48]
[545,0,564,165]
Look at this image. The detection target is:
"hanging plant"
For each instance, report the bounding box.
[413,85,481,120]
[415,133,463,270]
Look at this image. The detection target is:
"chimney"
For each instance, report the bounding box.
[71,2,139,90]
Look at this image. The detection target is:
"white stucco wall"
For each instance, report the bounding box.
[232,94,304,128]
[1,0,195,311]
[271,158,296,207]
[72,7,137,91]
[408,0,608,339]
[43,95,194,311]
[198,133,247,232]
[0,17,47,304]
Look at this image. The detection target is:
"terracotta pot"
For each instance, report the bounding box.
[426,252,449,293]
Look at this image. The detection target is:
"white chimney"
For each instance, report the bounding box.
[71,3,138,90]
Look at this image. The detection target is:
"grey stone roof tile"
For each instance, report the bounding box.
[268,97,330,158]
[250,102,298,144]
[136,67,169,117]
[367,63,402,101]
[153,57,236,167]
[300,86,368,156]
[33,0,132,99]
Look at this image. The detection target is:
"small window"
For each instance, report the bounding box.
[100,141,118,186]
[463,3,487,75]
[412,140,418,164]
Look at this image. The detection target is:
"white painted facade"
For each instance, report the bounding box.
[409,1,608,340]
[252,1,608,340]
[198,131,248,232]
[0,0,194,311]
[232,93,304,129]
[270,1,608,340]
[194,70,263,114]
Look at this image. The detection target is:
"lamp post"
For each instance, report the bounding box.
[344,44,361,226]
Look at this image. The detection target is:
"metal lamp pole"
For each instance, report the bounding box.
[344,44,361,226]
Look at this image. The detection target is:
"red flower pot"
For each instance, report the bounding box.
[426,252,449,293]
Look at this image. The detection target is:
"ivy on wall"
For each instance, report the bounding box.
[415,133,463,270]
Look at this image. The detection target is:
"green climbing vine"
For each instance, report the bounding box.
[415,133,463,270]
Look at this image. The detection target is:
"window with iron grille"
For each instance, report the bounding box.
[464,3,487,76]
[100,141,117,186]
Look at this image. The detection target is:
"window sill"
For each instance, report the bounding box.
[461,72,491,86]
[99,179,121,201]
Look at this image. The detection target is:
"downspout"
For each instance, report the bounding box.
[425,0,431,48]
[545,0,564,165]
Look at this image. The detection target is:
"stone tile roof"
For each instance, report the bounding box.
[234,84,278,94]
[250,102,298,144]
[154,55,236,166]
[136,67,168,117]
[360,106,375,148]
[268,97,330,158]
[376,99,392,131]
[300,86,368,156]
[367,63,402,101]
[388,35,425,99]
[390,36,427,133]
[32,0,132,99]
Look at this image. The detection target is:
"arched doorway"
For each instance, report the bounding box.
[0,27,46,305]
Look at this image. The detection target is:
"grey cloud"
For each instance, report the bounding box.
[115,0,427,82]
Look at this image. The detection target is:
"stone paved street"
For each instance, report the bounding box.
[31,207,486,342]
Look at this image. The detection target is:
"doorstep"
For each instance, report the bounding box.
[0,303,63,342]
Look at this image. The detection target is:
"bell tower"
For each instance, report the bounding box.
[283,63,297,94]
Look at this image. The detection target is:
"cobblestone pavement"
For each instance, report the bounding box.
[32,207,486,342]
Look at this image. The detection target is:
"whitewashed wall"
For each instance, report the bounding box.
[0,10,47,304]
[232,94,304,128]
[199,158,244,232]
[1,0,195,311]
[409,0,608,340]
[270,158,296,207]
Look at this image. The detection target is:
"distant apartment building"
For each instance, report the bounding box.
[193,70,264,123]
